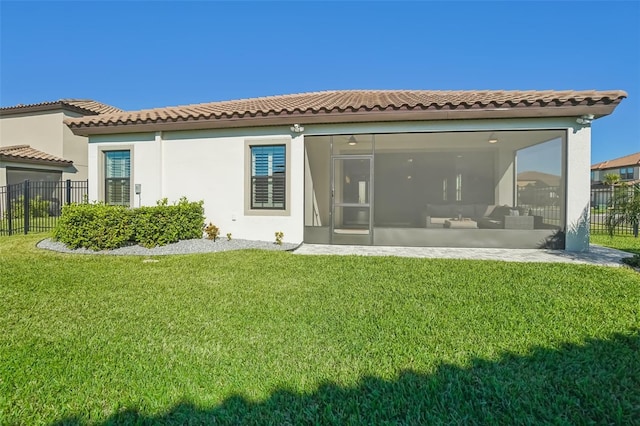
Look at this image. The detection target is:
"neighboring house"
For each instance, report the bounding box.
[591,151,640,187]
[0,100,122,187]
[590,151,640,209]
[65,89,626,251]
[516,171,562,209]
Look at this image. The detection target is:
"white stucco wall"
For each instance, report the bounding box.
[87,116,590,250]
[565,124,591,251]
[163,131,304,243]
[88,133,158,205]
[89,128,305,243]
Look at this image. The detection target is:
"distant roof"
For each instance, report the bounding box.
[517,171,561,187]
[64,89,627,135]
[591,151,640,170]
[0,145,73,166]
[0,99,123,116]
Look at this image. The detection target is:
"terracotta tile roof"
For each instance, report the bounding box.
[0,145,73,165]
[65,89,627,135]
[591,151,640,170]
[517,171,561,187]
[0,99,122,116]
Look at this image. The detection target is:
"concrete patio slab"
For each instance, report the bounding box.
[293,244,631,267]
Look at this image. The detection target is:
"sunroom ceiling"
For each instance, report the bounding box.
[313,130,564,151]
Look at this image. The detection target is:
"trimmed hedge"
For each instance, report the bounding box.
[131,198,204,248]
[53,197,204,250]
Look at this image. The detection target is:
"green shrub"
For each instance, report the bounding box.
[53,197,204,250]
[132,198,204,248]
[53,203,133,250]
[4,196,50,220]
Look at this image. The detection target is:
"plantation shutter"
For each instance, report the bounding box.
[251,145,285,209]
[105,151,131,207]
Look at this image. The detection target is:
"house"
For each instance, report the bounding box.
[0,99,122,187]
[591,151,640,187]
[590,151,640,209]
[65,89,626,251]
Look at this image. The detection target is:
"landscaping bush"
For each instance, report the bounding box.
[53,203,133,250]
[132,198,204,248]
[53,197,204,250]
[4,196,50,220]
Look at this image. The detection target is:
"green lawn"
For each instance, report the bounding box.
[591,233,640,255]
[1,235,639,425]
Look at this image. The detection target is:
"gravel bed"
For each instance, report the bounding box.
[37,238,300,256]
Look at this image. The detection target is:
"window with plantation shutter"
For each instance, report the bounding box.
[251,145,285,209]
[104,150,131,206]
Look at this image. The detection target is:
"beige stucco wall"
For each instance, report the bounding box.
[61,111,89,181]
[0,111,64,155]
[0,110,88,181]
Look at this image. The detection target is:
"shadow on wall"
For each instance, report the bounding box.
[540,204,590,250]
[538,229,565,249]
[52,332,640,425]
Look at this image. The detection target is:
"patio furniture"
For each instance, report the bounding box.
[444,218,478,229]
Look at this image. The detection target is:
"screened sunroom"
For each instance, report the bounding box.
[304,130,565,248]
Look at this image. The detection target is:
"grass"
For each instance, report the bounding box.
[1,235,639,424]
[0,216,58,236]
[591,233,640,255]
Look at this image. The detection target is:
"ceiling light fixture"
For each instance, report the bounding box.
[488,133,498,144]
[348,136,357,146]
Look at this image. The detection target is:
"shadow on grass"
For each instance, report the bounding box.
[591,233,640,256]
[52,332,640,425]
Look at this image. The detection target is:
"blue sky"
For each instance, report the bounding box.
[1,1,638,164]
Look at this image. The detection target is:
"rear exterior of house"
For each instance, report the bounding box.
[66,90,627,251]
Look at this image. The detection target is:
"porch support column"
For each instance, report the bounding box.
[565,124,591,252]
[495,147,515,206]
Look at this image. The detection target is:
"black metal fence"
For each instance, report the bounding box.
[591,186,638,236]
[0,180,88,236]
[517,185,562,228]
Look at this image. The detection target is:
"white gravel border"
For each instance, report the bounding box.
[37,238,300,256]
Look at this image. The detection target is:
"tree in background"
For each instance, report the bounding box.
[603,173,621,186]
[606,183,639,238]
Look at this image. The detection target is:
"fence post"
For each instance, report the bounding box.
[23,180,30,234]
[66,179,72,205]
[7,184,12,236]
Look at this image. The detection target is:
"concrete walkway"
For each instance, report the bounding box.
[293,244,631,267]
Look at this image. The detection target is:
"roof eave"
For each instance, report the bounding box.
[0,102,99,117]
[66,103,621,136]
[0,155,74,167]
[592,163,640,170]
